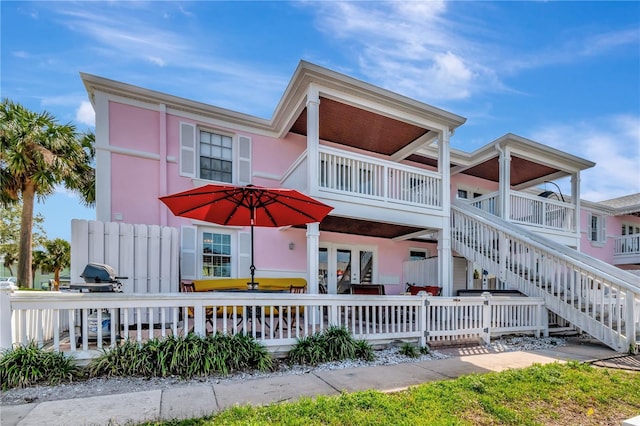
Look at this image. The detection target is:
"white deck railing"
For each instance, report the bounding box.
[452,201,639,352]
[614,235,640,256]
[467,190,575,232]
[281,146,443,209]
[1,289,546,359]
[318,146,442,208]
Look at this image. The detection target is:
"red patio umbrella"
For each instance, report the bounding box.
[159,184,333,286]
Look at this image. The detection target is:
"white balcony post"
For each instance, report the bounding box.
[438,128,452,295]
[0,283,14,350]
[306,85,320,193]
[571,172,581,249]
[495,144,511,220]
[306,222,320,295]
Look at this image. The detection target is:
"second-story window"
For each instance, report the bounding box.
[588,213,605,244]
[200,130,233,183]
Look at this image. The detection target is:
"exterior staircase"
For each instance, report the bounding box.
[452,200,640,352]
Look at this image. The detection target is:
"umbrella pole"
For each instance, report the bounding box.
[250,225,256,286]
[250,213,256,287]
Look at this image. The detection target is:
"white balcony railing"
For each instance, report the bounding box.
[509,191,575,232]
[317,146,442,208]
[614,235,640,256]
[467,190,575,233]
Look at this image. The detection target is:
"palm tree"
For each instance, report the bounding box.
[0,99,95,288]
[31,249,47,286]
[40,239,71,291]
[3,251,17,276]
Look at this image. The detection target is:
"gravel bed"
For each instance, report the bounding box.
[0,336,566,406]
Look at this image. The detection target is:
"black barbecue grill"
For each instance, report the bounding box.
[71,262,127,292]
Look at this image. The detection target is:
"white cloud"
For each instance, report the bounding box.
[147,56,166,67]
[309,1,503,102]
[75,101,95,127]
[531,114,640,202]
[308,2,638,104]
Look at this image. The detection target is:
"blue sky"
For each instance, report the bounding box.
[2,1,639,242]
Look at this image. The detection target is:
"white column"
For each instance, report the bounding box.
[306,223,320,294]
[438,129,452,296]
[572,172,581,250]
[497,145,511,220]
[306,85,320,194]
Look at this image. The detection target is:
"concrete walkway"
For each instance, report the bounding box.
[0,339,625,426]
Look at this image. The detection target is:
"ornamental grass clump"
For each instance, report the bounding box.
[0,341,82,390]
[88,332,272,379]
[398,342,419,358]
[288,325,373,365]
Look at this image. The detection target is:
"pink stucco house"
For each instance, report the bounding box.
[80,61,639,302]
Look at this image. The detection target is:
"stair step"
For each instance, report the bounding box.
[548,327,579,336]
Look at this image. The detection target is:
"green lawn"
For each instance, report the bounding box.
[142,362,640,425]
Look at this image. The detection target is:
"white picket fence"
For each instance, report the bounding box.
[1,289,548,359]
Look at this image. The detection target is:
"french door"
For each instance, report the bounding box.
[318,245,375,294]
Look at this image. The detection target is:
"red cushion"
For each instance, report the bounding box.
[426,286,441,296]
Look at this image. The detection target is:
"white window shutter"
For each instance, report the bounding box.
[238,231,251,279]
[600,216,606,243]
[238,135,252,185]
[180,225,197,280]
[180,122,196,177]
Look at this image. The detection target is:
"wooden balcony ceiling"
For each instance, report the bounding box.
[289,98,431,156]
[461,156,560,186]
[318,216,430,240]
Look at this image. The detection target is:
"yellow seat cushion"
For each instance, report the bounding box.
[190,278,307,318]
[192,277,306,292]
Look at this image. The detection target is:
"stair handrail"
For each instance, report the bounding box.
[452,200,639,293]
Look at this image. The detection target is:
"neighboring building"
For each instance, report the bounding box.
[79,60,639,299]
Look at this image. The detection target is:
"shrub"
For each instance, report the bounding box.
[88,332,272,379]
[354,339,374,362]
[398,342,419,358]
[0,341,81,390]
[288,326,373,365]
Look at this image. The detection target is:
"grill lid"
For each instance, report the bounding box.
[80,263,126,283]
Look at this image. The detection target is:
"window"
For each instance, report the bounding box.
[457,189,468,199]
[588,213,605,243]
[202,232,231,277]
[180,123,251,184]
[409,250,428,260]
[199,130,233,183]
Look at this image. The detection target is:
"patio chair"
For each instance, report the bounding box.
[406,284,441,296]
[350,284,385,323]
[350,284,385,295]
[180,281,216,331]
[276,284,307,332]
